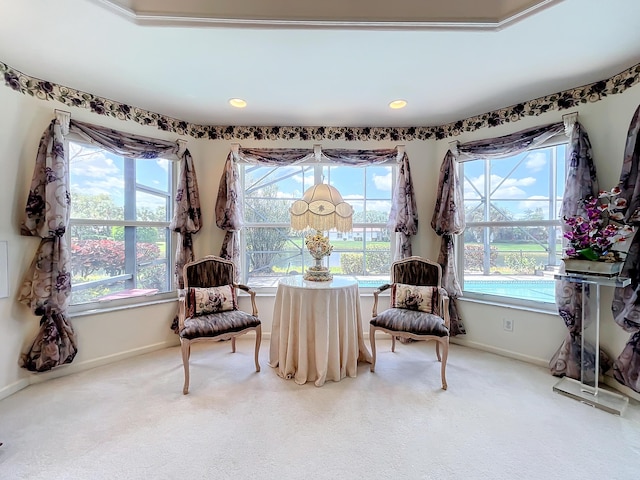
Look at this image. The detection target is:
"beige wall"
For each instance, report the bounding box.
[1,80,639,401]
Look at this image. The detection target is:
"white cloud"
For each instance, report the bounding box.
[464,174,537,199]
[519,195,554,212]
[69,148,119,178]
[525,152,547,172]
[373,172,393,191]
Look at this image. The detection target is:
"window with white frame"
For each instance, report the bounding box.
[240,161,396,287]
[68,139,175,306]
[459,142,567,305]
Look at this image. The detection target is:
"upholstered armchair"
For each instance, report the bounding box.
[369,256,450,390]
[178,255,262,394]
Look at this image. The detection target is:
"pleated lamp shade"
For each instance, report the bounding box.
[290,184,353,232]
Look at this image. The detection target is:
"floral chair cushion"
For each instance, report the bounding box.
[391,283,441,314]
[187,285,237,317]
[180,310,261,340]
[370,308,449,337]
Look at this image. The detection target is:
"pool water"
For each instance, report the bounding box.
[464,280,555,303]
[357,278,556,304]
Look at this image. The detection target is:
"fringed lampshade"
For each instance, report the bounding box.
[290,184,353,281]
[290,184,353,232]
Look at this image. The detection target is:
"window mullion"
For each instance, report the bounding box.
[124,158,136,290]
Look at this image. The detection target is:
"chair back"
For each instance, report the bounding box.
[184,255,235,289]
[391,256,441,287]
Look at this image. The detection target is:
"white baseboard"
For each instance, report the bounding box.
[0,378,30,402]
[27,341,176,385]
[449,337,549,367]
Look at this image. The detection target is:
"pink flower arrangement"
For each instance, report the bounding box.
[563,187,634,261]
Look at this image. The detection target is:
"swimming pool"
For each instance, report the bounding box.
[463,280,555,303]
[357,278,556,303]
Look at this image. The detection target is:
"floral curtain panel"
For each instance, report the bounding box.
[550,121,605,380]
[431,150,466,336]
[20,115,198,370]
[214,146,416,276]
[611,104,640,393]
[19,115,76,372]
[388,150,418,260]
[170,147,202,289]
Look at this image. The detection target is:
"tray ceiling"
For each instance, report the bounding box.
[1,0,640,128]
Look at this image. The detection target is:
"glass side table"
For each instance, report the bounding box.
[553,272,630,415]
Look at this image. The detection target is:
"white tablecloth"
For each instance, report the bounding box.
[269,275,372,386]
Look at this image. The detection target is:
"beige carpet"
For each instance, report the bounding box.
[0,339,638,480]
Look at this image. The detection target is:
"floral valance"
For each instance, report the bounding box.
[3,60,640,141]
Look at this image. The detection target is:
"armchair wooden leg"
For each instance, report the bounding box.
[369,325,377,372]
[231,337,236,353]
[436,342,442,362]
[391,335,396,352]
[181,339,191,395]
[254,326,262,372]
[440,340,449,390]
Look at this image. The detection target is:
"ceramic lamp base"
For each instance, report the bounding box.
[303,266,333,282]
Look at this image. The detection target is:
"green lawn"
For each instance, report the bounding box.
[466,242,562,253]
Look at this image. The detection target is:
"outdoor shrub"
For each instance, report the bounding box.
[71,239,160,278]
[464,245,498,271]
[504,252,541,274]
[340,249,391,275]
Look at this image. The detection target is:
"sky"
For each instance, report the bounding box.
[244,164,394,216]
[69,142,567,222]
[462,144,567,221]
[68,141,171,212]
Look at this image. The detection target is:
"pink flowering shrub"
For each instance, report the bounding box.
[563,187,634,261]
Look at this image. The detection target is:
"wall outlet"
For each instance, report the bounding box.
[503,318,514,332]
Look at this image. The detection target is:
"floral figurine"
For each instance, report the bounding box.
[305,231,333,260]
[303,231,334,281]
[563,186,635,262]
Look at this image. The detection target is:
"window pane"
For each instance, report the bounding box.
[463,226,562,274]
[69,143,125,221]
[137,158,170,192]
[136,191,169,221]
[241,162,395,286]
[68,140,174,305]
[70,225,126,304]
[70,225,170,304]
[136,227,169,293]
[460,143,566,304]
[245,227,304,286]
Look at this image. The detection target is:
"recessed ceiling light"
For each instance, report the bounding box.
[389,99,407,109]
[229,98,247,108]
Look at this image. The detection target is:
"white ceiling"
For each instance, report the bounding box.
[1,0,640,128]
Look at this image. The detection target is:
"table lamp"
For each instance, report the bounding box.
[290,184,353,281]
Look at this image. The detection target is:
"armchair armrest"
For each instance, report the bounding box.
[178,296,186,331]
[438,287,450,329]
[372,283,392,318]
[234,283,259,317]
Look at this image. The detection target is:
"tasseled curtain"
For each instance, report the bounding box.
[19,116,76,372]
[431,150,466,335]
[550,121,607,381]
[611,104,640,393]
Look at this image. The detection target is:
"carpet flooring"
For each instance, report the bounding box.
[0,340,638,480]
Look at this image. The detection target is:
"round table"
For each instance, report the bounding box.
[269,275,372,386]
